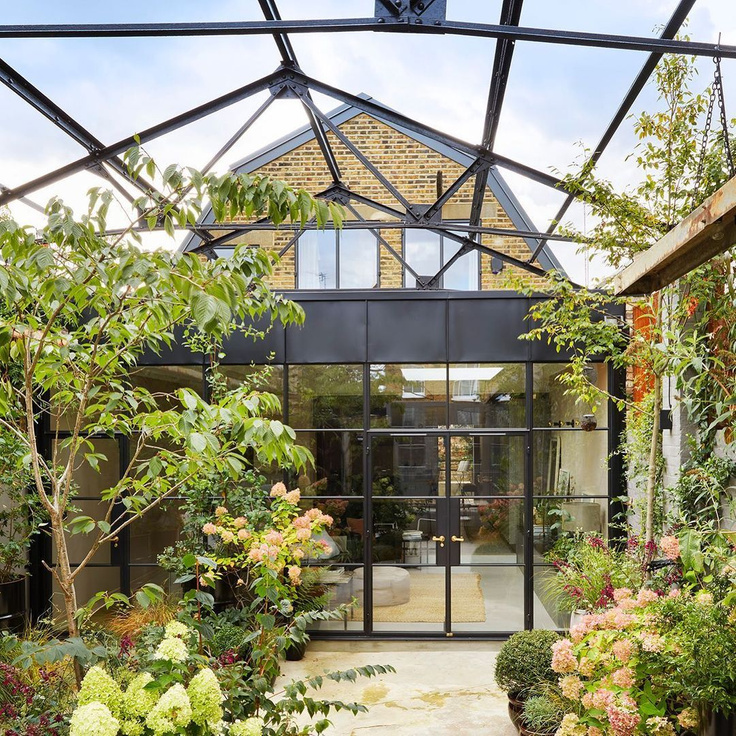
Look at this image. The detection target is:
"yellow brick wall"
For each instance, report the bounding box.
[228,113,549,290]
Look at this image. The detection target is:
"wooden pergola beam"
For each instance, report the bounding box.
[613,175,736,295]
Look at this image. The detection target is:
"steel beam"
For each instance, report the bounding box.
[423,158,489,221]
[0,19,733,60]
[0,70,282,207]
[528,0,696,263]
[299,92,415,216]
[468,0,523,240]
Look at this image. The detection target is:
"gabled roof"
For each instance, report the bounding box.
[181,94,565,275]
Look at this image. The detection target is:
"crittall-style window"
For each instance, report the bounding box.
[297,229,378,289]
[403,228,480,290]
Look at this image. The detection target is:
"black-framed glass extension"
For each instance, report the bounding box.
[32,292,623,639]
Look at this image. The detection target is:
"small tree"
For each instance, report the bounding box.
[0,150,343,638]
[515,52,736,550]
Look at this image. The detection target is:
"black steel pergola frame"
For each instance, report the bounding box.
[0,0,705,287]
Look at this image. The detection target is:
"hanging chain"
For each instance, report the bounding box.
[693,35,735,206]
[714,51,736,179]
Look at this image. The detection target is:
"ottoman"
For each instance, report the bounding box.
[353,566,411,607]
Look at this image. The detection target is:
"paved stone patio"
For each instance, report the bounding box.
[279,640,517,735]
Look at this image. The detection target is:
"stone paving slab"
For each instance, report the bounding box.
[278,641,518,736]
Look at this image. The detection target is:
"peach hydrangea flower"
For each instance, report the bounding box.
[635,588,659,607]
[295,528,311,541]
[677,708,698,729]
[559,675,584,700]
[220,530,235,544]
[305,508,322,520]
[284,489,301,504]
[237,528,250,540]
[202,523,217,535]
[264,530,284,546]
[287,566,302,584]
[613,588,632,602]
[232,517,247,529]
[611,666,635,689]
[659,535,680,560]
[551,639,577,674]
[293,515,311,529]
[270,482,287,497]
[215,506,228,517]
[611,639,634,663]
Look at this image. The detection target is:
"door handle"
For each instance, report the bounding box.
[431,535,445,548]
[451,535,465,543]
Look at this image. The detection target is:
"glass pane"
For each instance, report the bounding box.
[288,365,363,429]
[370,364,447,428]
[457,498,524,563]
[291,431,363,495]
[533,363,608,428]
[218,365,283,419]
[443,239,479,290]
[449,364,526,428]
[129,365,203,412]
[451,567,524,633]
[372,498,442,566]
[299,498,364,564]
[532,430,609,496]
[371,567,445,633]
[307,564,364,632]
[298,230,336,289]
[449,435,525,496]
[404,230,441,287]
[53,438,120,498]
[533,566,568,629]
[532,497,609,561]
[339,230,378,288]
[130,565,173,595]
[129,500,183,563]
[371,436,444,497]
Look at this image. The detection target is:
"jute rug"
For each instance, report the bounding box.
[353,572,486,623]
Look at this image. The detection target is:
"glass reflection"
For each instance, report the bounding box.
[299,498,364,565]
[339,230,378,288]
[449,435,525,496]
[288,365,363,428]
[298,230,336,289]
[533,363,608,428]
[290,431,363,496]
[532,430,609,496]
[532,497,608,560]
[451,567,524,632]
[372,499,438,564]
[371,435,444,496]
[371,567,445,633]
[370,364,447,428]
[457,498,524,564]
[449,364,525,428]
[218,365,283,419]
[128,365,203,412]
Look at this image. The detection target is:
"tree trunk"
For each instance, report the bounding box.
[644,372,662,563]
[50,512,84,685]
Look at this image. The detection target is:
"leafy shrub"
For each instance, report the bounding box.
[494,630,561,696]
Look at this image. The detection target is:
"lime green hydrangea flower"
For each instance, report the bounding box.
[230,717,265,736]
[77,665,124,718]
[146,683,192,734]
[120,719,144,736]
[164,620,191,639]
[187,668,224,728]
[122,672,158,719]
[154,635,190,663]
[70,702,120,736]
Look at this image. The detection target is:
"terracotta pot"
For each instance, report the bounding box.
[508,694,525,732]
[519,726,556,736]
[0,577,26,632]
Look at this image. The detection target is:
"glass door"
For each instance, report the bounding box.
[367,432,527,635]
[447,434,526,634]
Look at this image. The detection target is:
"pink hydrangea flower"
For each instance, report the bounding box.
[215,506,228,517]
[613,588,632,602]
[305,508,321,520]
[635,588,659,607]
[559,675,584,700]
[611,639,634,663]
[639,631,664,652]
[202,523,217,535]
[293,515,311,529]
[611,666,635,689]
[232,517,247,529]
[606,705,640,736]
[287,566,302,584]
[270,482,287,497]
[590,688,615,710]
[237,528,250,540]
[659,535,680,560]
[220,530,235,544]
[588,728,603,736]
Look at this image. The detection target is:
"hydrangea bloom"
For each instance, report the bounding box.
[551,638,577,674]
[559,675,584,700]
[123,672,158,719]
[555,713,587,736]
[611,666,635,689]
[646,716,676,735]
[77,666,123,718]
[187,668,224,728]
[611,639,634,663]
[659,536,680,561]
[202,522,218,535]
[70,702,120,736]
[146,683,192,734]
[120,719,144,736]
[230,717,265,736]
[155,635,190,663]
[270,482,286,497]
[165,620,191,639]
[677,708,698,729]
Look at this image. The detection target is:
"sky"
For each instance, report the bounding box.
[1,0,735,285]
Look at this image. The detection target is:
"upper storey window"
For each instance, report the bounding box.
[297,229,378,289]
[403,228,479,290]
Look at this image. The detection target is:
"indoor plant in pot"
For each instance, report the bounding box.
[494,630,561,731]
[0,428,42,631]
